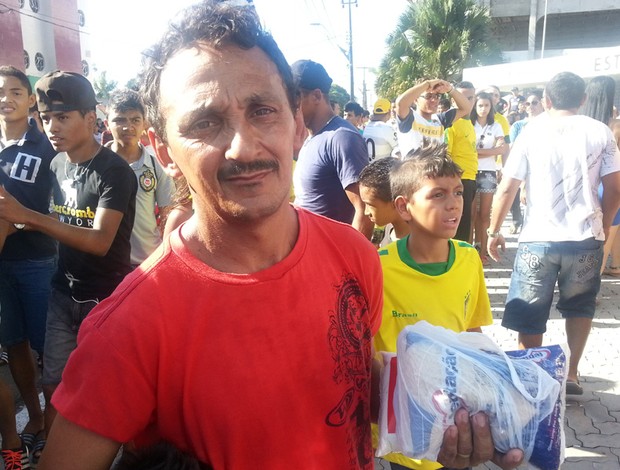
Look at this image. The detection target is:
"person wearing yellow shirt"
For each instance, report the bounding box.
[374,142,493,470]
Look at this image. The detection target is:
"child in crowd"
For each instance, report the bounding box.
[374,142,493,470]
[114,442,210,470]
[358,157,409,247]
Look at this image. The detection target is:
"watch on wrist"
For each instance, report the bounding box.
[14,223,26,230]
[486,229,501,238]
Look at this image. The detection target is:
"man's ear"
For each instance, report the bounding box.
[148,128,182,178]
[393,195,412,222]
[27,93,36,110]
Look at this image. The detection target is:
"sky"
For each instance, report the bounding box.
[89,0,410,107]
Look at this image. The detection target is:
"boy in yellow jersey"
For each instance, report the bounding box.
[374,142,493,470]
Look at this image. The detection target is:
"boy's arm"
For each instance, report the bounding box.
[38,413,120,470]
[0,186,123,257]
[345,182,374,239]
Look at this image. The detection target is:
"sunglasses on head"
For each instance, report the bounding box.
[420,93,440,100]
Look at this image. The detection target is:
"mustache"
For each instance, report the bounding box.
[218,160,279,179]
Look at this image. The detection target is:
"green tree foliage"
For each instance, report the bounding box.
[376,0,502,98]
[329,83,350,110]
[92,71,118,103]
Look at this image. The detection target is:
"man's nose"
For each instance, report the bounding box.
[224,123,261,161]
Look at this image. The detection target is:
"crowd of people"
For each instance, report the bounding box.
[1,1,620,470]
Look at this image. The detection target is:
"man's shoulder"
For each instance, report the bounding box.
[299,207,375,253]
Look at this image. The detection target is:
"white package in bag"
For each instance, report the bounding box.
[388,321,562,466]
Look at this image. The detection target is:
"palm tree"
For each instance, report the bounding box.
[376,0,502,97]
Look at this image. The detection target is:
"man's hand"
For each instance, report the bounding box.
[437,409,524,469]
[0,186,29,224]
[429,79,453,94]
[488,233,505,262]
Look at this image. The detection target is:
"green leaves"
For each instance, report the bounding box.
[376,0,502,97]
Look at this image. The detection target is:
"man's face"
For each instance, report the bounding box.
[398,175,463,239]
[108,108,145,148]
[360,185,396,227]
[40,109,96,154]
[0,75,35,124]
[525,94,543,117]
[484,88,500,106]
[456,87,475,109]
[155,43,302,223]
[416,92,440,116]
[344,111,361,127]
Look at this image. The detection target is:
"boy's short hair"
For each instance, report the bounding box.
[0,65,32,95]
[344,101,363,116]
[391,142,463,199]
[358,157,400,202]
[108,88,145,116]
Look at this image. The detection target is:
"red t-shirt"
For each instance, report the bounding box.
[54,208,382,469]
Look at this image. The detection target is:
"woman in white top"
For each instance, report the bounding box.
[471,92,508,263]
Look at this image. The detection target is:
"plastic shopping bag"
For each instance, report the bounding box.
[377,322,566,470]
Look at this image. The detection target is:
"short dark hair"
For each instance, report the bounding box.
[140,0,296,143]
[0,65,32,95]
[391,142,462,199]
[455,81,475,90]
[108,88,145,116]
[358,157,399,202]
[470,92,496,125]
[545,72,585,111]
[581,75,615,124]
[344,101,363,116]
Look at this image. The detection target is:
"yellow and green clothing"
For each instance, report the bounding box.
[373,237,493,469]
[446,118,477,181]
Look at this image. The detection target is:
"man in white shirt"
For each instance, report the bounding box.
[487,72,620,395]
[362,98,399,160]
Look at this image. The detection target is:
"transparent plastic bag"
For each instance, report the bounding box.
[377,322,565,470]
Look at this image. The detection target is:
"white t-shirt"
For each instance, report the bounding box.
[363,120,398,160]
[503,113,620,242]
[474,121,504,171]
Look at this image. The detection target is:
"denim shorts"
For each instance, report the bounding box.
[42,288,99,385]
[0,256,57,355]
[476,170,497,194]
[502,238,603,335]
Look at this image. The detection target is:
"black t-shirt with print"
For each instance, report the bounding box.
[50,146,137,300]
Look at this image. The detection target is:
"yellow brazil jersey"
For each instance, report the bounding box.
[494,113,511,168]
[372,237,493,470]
[445,118,477,181]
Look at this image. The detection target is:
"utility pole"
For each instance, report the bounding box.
[342,0,357,102]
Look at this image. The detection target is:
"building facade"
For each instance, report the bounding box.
[0,0,92,85]
[464,0,620,90]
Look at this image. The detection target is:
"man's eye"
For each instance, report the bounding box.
[254,107,274,117]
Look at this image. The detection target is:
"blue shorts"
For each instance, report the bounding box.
[476,170,497,194]
[0,256,56,355]
[502,238,603,335]
[42,288,99,385]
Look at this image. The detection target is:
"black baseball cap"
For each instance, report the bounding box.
[35,71,99,113]
[291,60,332,93]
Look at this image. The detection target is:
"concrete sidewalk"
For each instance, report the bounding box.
[476,224,620,470]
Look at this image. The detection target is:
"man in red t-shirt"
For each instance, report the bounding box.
[37,2,524,470]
